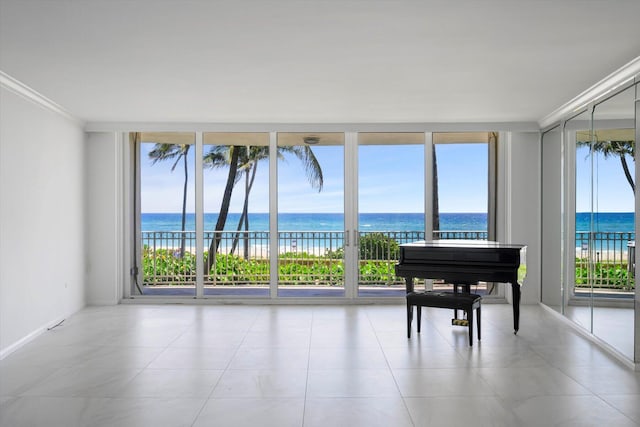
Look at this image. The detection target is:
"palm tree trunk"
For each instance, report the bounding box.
[243,163,258,259]
[432,144,440,234]
[205,146,240,275]
[230,169,250,256]
[230,209,247,255]
[619,155,635,192]
[179,146,190,258]
[231,163,258,259]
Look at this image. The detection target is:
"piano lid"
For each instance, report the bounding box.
[400,240,526,250]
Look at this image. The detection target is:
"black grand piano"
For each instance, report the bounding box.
[395,240,527,334]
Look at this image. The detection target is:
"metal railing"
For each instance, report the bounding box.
[142,231,198,285]
[278,231,344,286]
[140,229,635,292]
[140,229,489,287]
[204,231,270,286]
[356,230,489,286]
[574,231,635,291]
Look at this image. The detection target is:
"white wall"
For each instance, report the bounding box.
[0,85,86,357]
[508,132,541,304]
[85,132,123,305]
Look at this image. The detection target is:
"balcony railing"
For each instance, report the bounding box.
[140,230,635,292]
[574,231,635,291]
[141,230,485,288]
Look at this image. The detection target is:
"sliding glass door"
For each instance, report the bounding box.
[136,132,196,297]
[432,132,494,295]
[357,133,425,297]
[202,133,271,297]
[276,132,345,297]
[133,130,497,301]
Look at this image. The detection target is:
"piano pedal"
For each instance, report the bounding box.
[451,319,469,327]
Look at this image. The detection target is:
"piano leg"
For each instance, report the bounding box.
[512,283,521,334]
[453,283,471,323]
[405,277,414,293]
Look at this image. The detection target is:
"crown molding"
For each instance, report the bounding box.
[539,56,640,129]
[85,121,540,133]
[0,71,84,127]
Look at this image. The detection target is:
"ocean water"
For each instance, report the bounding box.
[141,212,488,232]
[141,212,635,255]
[575,212,635,233]
[141,212,634,233]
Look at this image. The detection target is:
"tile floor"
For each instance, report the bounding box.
[1,303,639,427]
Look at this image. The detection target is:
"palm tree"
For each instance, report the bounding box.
[203,143,323,270]
[233,145,323,258]
[230,146,268,258]
[577,137,635,192]
[203,145,241,273]
[148,143,191,258]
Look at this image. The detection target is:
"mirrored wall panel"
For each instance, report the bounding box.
[541,125,562,313]
[553,81,638,363]
[590,85,636,359]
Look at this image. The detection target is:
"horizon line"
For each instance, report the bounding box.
[140,211,492,215]
[140,211,635,215]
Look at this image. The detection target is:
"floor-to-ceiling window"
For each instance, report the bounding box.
[202,133,271,297]
[357,133,425,297]
[135,132,196,297]
[432,132,496,296]
[133,129,498,300]
[276,132,345,297]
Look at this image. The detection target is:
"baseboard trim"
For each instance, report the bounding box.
[539,302,638,371]
[0,316,66,360]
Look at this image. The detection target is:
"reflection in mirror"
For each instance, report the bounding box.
[590,85,636,360]
[566,109,593,331]
[541,126,563,313]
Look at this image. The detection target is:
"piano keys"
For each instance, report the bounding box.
[395,240,527,334]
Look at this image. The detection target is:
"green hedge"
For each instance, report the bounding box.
[575,258,634,290]
[141,250,635,290]
[143,249,396,285]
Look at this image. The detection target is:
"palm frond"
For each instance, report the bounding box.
[281,145,324,192]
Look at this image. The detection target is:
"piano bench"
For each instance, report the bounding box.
[406,291,482,346]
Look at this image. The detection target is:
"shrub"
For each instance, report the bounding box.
[359,233,400,260]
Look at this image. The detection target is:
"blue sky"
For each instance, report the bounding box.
[140,142,634,214]
[575,145,635,212]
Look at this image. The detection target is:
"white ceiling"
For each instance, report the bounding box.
[1,0,639,125]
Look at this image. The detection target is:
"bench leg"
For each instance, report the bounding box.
[453,283,471,320]
[453,284,472,320]
[407,303,412,338]
[468,308,474,346]
[477,305,481,341]
[417,306,422,333]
